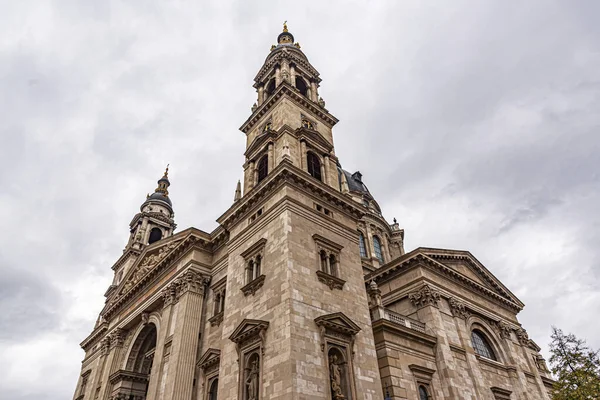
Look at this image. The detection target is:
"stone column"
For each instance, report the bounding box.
[247,161,255,189]
[268,142,274,170]
[323,154,331,187]
[275,66,281,87]
[161,270,209,400]
[98,333,122,400]
[258,85,264,105]
[147,285,177,400]
[410,285,463,399]
[290,65,296,88]
[310,81,318,102]
[300,140,307,171]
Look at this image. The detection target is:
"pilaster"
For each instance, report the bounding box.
[161,269,209,400]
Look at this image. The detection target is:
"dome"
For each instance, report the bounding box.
[341,168,371,195]
[146,192,172,207]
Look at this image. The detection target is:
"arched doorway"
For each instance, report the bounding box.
[125,323,157,398]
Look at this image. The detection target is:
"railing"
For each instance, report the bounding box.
[372,307,426,334]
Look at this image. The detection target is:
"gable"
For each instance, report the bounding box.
[419,248,524,308]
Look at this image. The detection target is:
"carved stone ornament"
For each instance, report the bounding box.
[367,280,382,307]
[208,311,224,327]
[174,269,210,297]
[100,336,111,356]
[409,284,441,308]
[316,270,346,290]
[314,312,361,353]
[229,319,269,354]
[496,321,512,339]
[241,274,266,296]
[121,240,180,295]
[515,328,530,346]
[198,348,221,375]
[448,297,470,319]
[109,328,127,350]
[161,283,178,308]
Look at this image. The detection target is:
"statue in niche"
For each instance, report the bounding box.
[245,359,259,400]
[329,354,345,399]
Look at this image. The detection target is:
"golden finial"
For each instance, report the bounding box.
[283,20,288,32]
[270,44,276,51]
[294,42,301,49]
[163,164,169,178]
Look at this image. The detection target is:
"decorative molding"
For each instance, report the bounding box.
[448,297,470,319]
[241,274,266,296]
[174,269,211,297]
[493,321,512,339]
[409,284,441,308]
[515,328,530,346]
[109,370,149,385]
[315,312,361,353]
[316,270,346,290]
[490,386,512,400]
[241,238,267,259]
[408,364,436,382]
[198,348,221,375]
[229,319,269,353]
[208,311,224,327]
[109,328,126,349]
[80,322,108,351]
[312,234,343,252]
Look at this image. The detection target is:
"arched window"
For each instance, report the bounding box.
[295,76,308,97]
[373,236,384,263]
[148,228,162,244]
[265,78,276,97]
[419,385,429,400]
[307,152,322,181]
[471,330,497,361]
[208,378,218,400]
[358,232,367,258]
[257,155,268,183]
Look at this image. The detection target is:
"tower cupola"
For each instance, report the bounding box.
[126,166,177,249]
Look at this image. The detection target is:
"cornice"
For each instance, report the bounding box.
[110,247,141,271]
[371,318,437,348]
[366,251,522,313]
[254,47,320,84]
[102,234,208,320]
[240,82,338,133]
[80,322,108,351]
[217,159,364,229]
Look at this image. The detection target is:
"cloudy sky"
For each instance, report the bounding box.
[1,1,599,398]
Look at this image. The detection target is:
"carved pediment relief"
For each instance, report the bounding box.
[295,127,333,153]
[118,239,182,296]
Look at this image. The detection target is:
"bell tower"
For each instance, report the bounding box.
[241,23,341,196]
[217,23,384,400]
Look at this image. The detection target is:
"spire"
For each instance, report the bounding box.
[155,164,170,196]
[283,20,288,32]
[234,180,242,202]
[277,21,294,45]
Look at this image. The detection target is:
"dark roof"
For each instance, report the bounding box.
[144,192,172,207]
[341,168,371,195]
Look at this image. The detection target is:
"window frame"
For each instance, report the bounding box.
[306,151,322,181]
[373,235,384,263]
[358,231,368,258]
[257,154,268,183]
[471,329,497,361]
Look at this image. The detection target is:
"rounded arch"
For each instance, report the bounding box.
[419,385,430,400]
[358,230,368,258]
[148,227,163,244]
[295,76,308,97]
[265,78,276,97]
[373,235,384,263]
[257,154,269,183]
[306,151,322,181]
[467,316,507,363]
[208,378,219,400]
[328,346,351,399]
[125,323,158,373]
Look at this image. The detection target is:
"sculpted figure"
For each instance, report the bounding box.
[245,359,259,400]
[329,354,345,399]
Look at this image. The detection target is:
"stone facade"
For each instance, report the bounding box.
[73,25,553,400]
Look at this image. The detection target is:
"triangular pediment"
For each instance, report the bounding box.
[314,312,361,335]
[117,238,183,296]
[294,127,333,153]
[197,348,221,369]
[366,248,524,312]
[419,248,523,307]
[229,319,269,344]
[245,130,278,158]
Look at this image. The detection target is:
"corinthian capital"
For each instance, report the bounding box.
[448,297,470,319]
[175,269,210,297]
[409,284,441,308]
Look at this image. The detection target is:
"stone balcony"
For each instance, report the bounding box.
[370,306,426,334]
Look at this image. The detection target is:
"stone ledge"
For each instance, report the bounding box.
[208,311,224,327]
[316,270,346,290]
[240,274,266,296]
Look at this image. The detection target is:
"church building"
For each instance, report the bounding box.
[73,24,554,400]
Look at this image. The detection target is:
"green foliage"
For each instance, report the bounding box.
[549,326,600,400]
